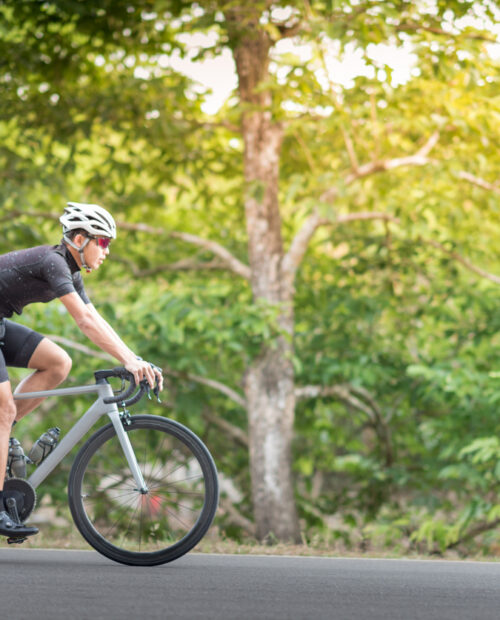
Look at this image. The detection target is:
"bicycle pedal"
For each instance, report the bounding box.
[7,536,27,545]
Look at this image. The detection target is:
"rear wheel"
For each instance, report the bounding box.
[68,415,218,566]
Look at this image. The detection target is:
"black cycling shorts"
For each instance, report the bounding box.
[0,319,45,383]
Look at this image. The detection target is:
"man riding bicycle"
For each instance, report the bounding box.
[0,202,163,539]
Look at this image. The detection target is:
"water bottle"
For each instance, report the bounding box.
[28,427,60,466]
[7,437,27,478]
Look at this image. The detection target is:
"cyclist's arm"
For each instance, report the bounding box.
[85,303,136,360]
[85,304,162,389]
[58,292,160,388]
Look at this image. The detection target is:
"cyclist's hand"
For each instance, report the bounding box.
[125,359,163,390]
[150,362,164,392]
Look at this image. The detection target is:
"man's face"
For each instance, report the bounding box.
[85,236,111,270]
[74,233,111,270]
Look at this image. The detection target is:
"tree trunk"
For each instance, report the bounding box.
[244,312,300,542]
[228,12,301,542]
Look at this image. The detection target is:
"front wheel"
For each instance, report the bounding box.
[68,415,218,566]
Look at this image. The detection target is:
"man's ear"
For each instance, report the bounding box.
[72,233,87,249]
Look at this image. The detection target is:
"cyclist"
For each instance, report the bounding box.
[0,202,163,539]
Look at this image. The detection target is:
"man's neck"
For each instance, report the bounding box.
[63,241,83,269]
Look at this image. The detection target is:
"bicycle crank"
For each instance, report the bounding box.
[3,478,37,524]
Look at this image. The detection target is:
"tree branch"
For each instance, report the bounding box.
[281,210,322,290]
[218,496,256,536]
[200,120,240,133]
[293,130,317,172]
[8,210,60,223]
[47,335,113,361]
[458,171,500,196]
[274,19,302,39]
[6,210,251,281]
[446,518,500,551]
[111,255,232,277]
[109,222,252,280]
[315,37,361,172]
[48,336,247,408]
[166,369,247,409]
[281,131,439,289]
[342,127,359,172]
[426,239,500,286]
[320,130,440,203]
[369,89,381,160]
[204,408,248,447]
[169,231,251,281]
[335,212,400,225]
[296,383,393,466]
[396,21,495,43]
[296,384,374,417]
[282,211,398,291]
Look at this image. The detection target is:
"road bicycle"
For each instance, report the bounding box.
[4,367,219,566]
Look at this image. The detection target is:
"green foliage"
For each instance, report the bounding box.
[2,0,500,552]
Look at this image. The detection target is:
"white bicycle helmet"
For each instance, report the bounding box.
[61,202,116,271]
[60,202,117,238]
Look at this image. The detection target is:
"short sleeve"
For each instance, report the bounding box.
[41,253,89,303]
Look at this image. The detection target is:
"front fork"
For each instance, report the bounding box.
[107,410,148,493]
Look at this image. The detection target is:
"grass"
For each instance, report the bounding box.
[5,527,498,562]
[4,502,499,561]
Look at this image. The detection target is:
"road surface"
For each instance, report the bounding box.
[0,549,499,619]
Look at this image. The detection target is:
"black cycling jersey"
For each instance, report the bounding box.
[0,243,90,319]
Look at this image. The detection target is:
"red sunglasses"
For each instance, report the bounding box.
[90,236,112,249]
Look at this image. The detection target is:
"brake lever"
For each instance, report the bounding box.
[153,382,161,404]
[143,382,161,403]
[149,363,162,403]
[139,376,160,402]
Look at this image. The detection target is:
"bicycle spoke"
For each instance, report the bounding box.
[81,488,141,504]
[163,500,205,513]
[141,431,168,486]
[148,486,204,498]
[141,437,149,494]
[102,495,139,541]
[69,417,218,563]
[118,498,141,549]
[151,471,205,485]
[82,471,136,487]
[139,494,144,552]
[162,504,194,530]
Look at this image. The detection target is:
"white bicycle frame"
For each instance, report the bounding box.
[13,381,148,492]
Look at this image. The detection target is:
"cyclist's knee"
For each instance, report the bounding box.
[0,390,17,430]
[29,339,72,382]
[51,350,72,382]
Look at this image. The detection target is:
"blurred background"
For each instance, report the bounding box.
[1,0,500,556]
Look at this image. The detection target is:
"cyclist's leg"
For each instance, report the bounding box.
[0,374,38,535]
[0,378,17,491]
[0,324,61,536]
[5,326,72,421]
[0,380,38,536]
[0,321,71,471]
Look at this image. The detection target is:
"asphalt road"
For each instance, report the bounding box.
[0,549,499,620]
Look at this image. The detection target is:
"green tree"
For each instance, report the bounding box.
[1,0,500,546]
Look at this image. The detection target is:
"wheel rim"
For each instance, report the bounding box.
[78,424,210,555]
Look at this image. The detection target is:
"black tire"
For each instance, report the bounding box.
[68,415,218,566]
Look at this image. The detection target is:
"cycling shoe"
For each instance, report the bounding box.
[0,510,38,538]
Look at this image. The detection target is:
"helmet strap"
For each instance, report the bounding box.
[63,234,93,272]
